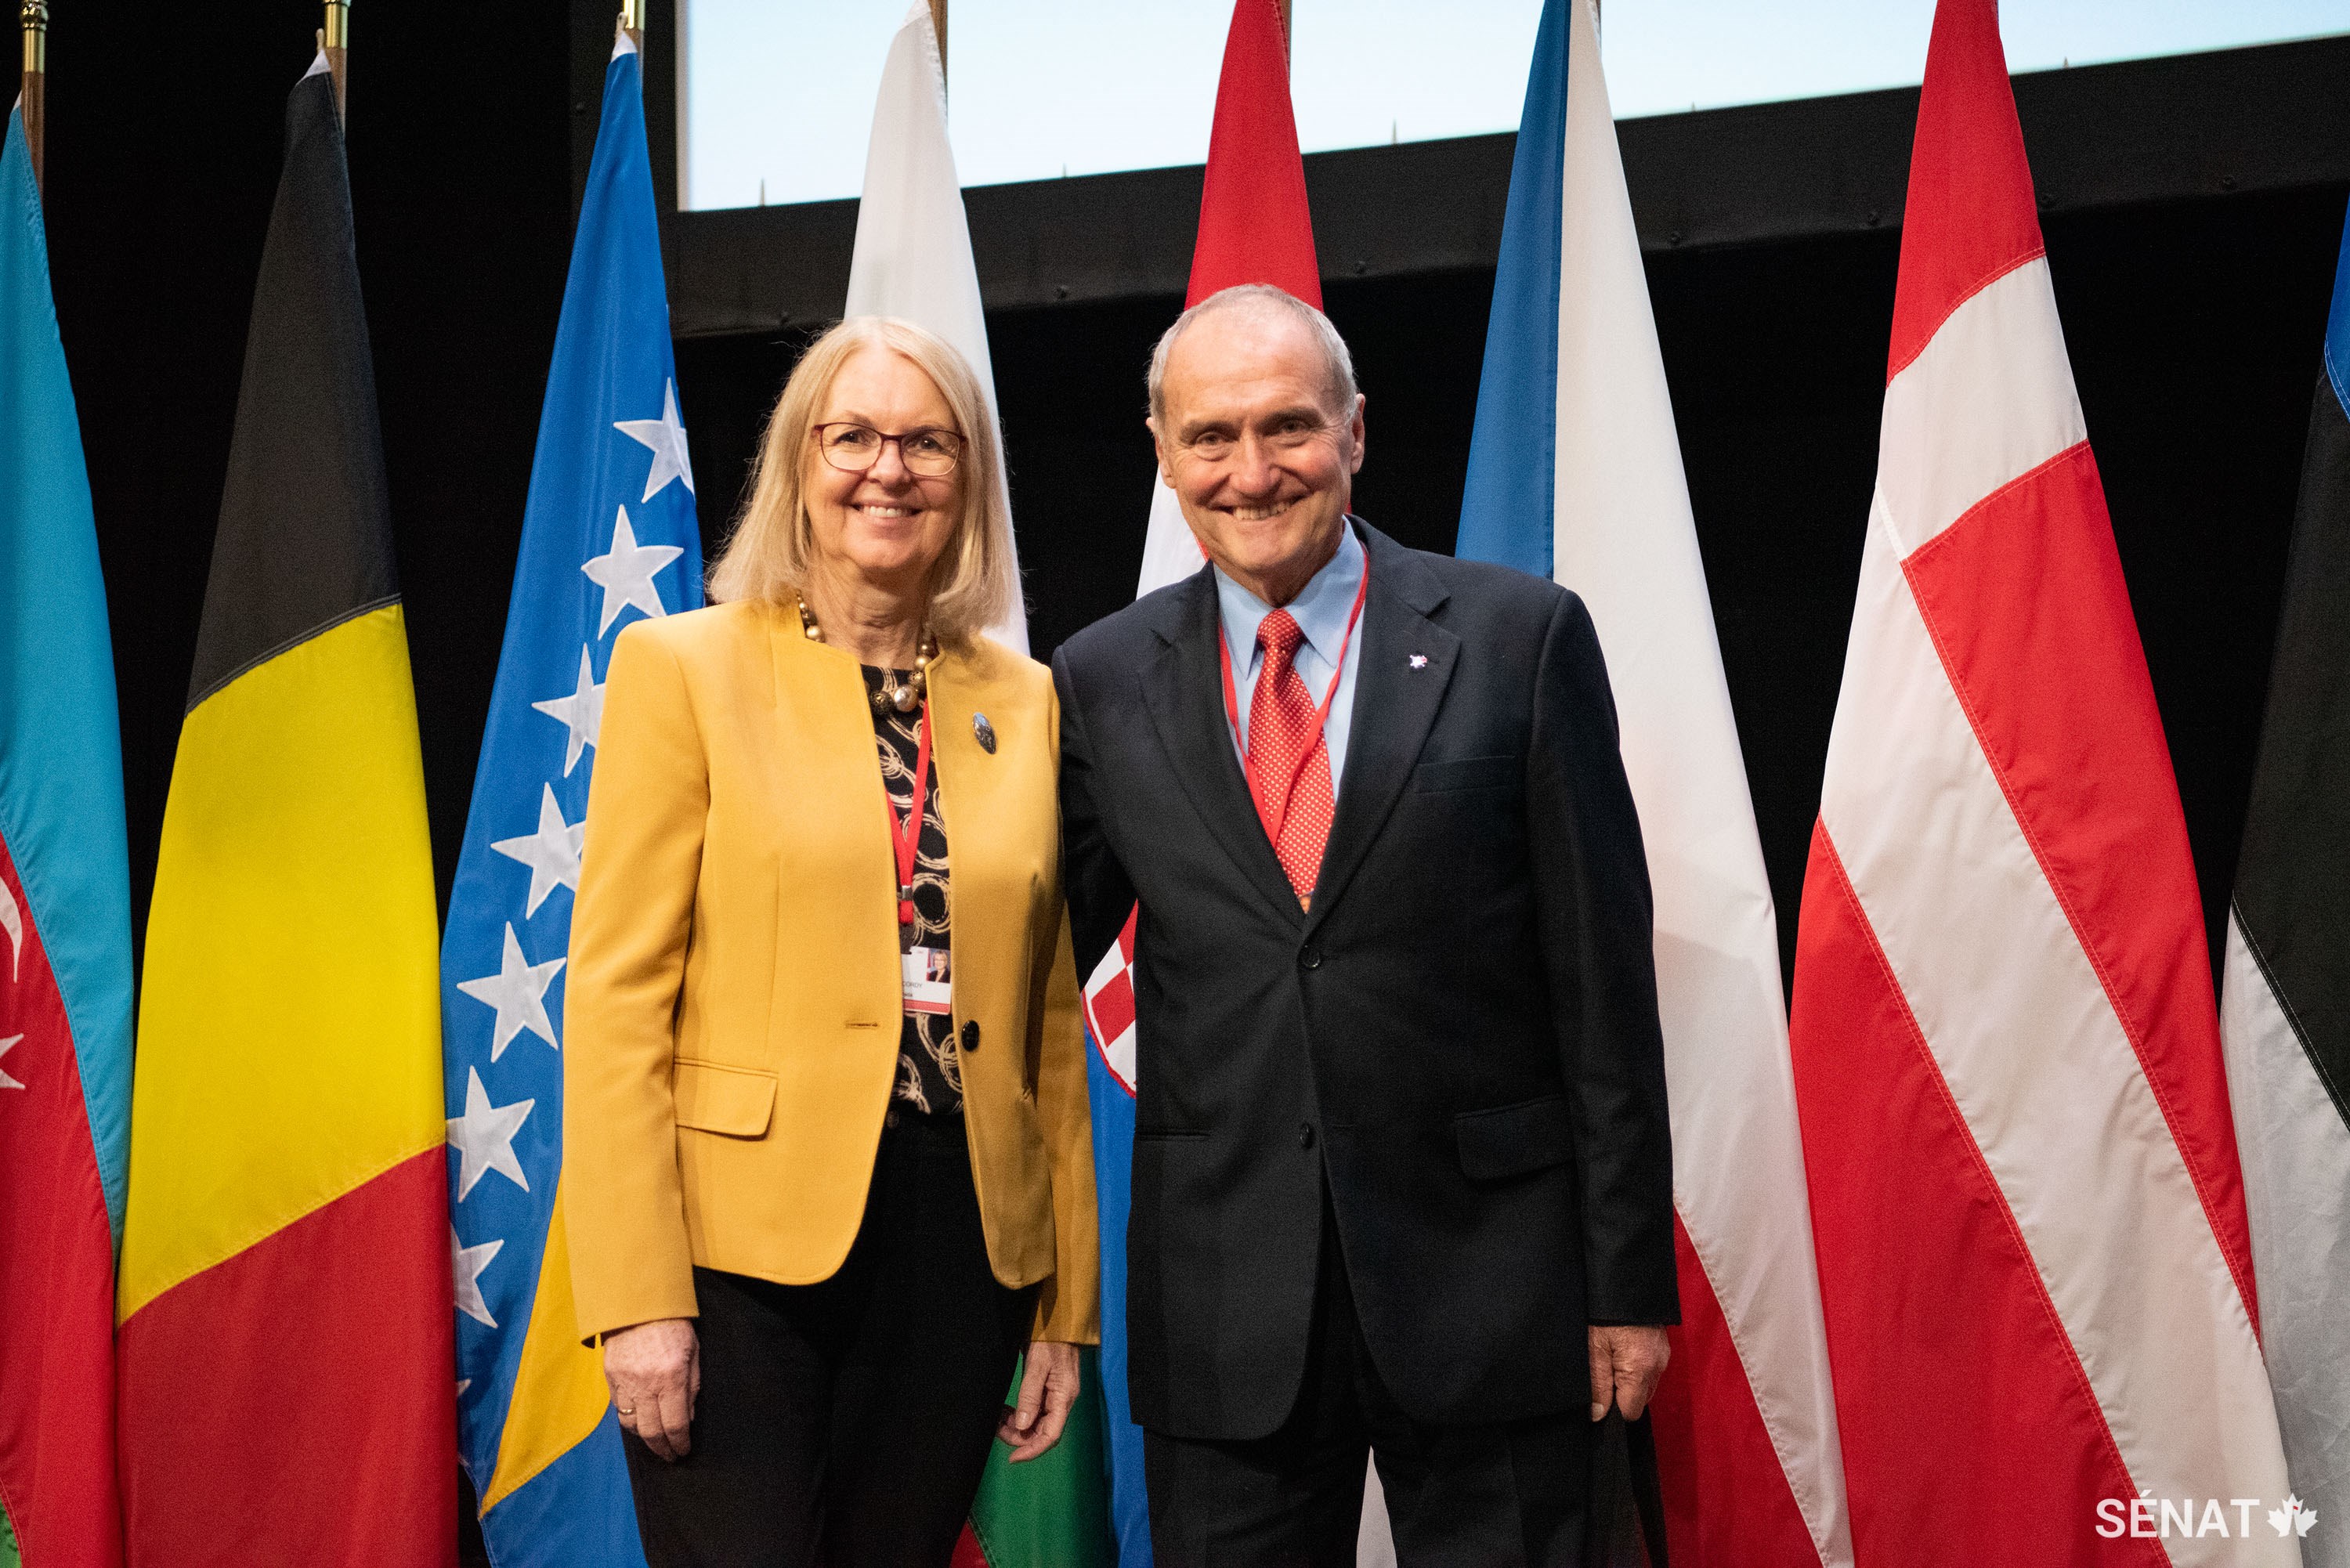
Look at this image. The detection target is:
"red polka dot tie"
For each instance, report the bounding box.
[1249,610,1334,909]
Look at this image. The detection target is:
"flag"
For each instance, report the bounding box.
[2222,205,2350,1563]
[114,54,454,1567]
[1082,3,1321,1561]
[441,29,696,1567]
[841,9,1112,1560]
[1455,2,1849,1563]
[847,0,1027,655]
[953,1386,1118,1568]
[1128,0,1320,598]
[1785,3,2294,1561]
[0,102,133,1568]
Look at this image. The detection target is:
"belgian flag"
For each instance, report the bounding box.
[114,56,454,1566]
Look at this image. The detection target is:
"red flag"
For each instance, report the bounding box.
[1090,5,1326,1557]
[1786,2,2291,1559]
[1187,0,1319,309]
[1130,0,1323,650]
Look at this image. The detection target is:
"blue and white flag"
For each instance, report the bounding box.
[442,29,698,1565]
[1457,2,1846,1563]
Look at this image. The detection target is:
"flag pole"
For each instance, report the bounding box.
[19,0,44,191]
[320,0,347,121]
[620,0,643,55]
[928,0,945,89]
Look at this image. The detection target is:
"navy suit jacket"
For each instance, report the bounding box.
[1054,519,1678,1440]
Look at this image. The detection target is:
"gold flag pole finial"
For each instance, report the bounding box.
[20,0,46,191]
[620,0,643,54]
[321,0,348,122]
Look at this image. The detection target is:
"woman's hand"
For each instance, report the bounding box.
[605,1317,701,1461]
[996,1340,1081,1462]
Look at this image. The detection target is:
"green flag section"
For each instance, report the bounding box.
[953,1348,1116,1568]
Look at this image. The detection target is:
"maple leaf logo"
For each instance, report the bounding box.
[2268,1495,2317,1538]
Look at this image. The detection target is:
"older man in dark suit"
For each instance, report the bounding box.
[1052,284,1678,1566]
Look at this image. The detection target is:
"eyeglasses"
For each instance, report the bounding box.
[812,422,964,479]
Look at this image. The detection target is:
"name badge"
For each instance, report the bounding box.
[902,945,953,1016]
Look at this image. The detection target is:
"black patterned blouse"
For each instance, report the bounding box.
[866,665,960,1118]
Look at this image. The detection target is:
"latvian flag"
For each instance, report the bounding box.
[1786,2,2295,1562]
[2221,207,2350,1562]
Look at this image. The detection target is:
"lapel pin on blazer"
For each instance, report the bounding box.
[1409,653,1428,670]
[972,713,996,753]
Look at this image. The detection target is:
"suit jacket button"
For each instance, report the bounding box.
[960,1020,980,1052]
[1298,943,1322,970]
[1298,1123,1317,1151]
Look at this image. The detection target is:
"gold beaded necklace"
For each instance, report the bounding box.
[795,594,938,714]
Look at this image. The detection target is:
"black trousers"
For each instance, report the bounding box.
[624,1115,1036,1568]
[1144,1209,1596,1568]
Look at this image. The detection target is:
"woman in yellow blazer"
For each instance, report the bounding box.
[565,316,1097,1568]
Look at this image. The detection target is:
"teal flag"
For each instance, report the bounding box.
[0,103,136,1568]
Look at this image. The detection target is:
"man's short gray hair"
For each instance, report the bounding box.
[1146,284,1359,425]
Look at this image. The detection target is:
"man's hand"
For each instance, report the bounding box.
[605,1317,700,1461]
[1587,1324,1671,1422]
[997,1341,1082,1462]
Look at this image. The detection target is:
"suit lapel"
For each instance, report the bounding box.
[1139,569,1307,927]
[1306,527,1458,936]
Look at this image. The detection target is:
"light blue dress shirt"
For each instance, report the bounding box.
[1214,519,1368,804]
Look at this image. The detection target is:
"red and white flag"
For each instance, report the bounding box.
[1788,2,2295,1563]
[1080,5,1326,1559]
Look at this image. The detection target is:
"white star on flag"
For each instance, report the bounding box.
[452,1225,504,1328]
[446,1066,534,1201]
[456,921,566,1059]
[615,378,696,502]
[530,645,606,776]
[583,504,683,638]
[490,786,585,918]
[0,1035,22,1090]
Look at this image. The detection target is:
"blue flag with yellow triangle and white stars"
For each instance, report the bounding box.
[441,28,698,1564]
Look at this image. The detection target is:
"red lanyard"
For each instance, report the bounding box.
[1218,562,1371,847]
[884,700,933,930]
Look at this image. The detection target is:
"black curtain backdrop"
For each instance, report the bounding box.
[49,19,2342,1036]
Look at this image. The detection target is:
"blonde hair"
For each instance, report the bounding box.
[707,316,1016,644]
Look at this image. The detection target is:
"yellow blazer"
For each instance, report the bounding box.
[564,599,1097,1346]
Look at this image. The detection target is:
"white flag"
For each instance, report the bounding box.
[847,0,1028,653]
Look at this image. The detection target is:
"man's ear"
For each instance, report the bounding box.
[1148,416,1177,486]
[1347,394,1368,475]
